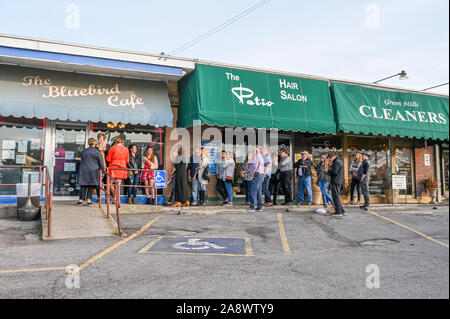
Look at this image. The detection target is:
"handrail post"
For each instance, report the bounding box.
[106,173,110,219]
[116,182,121,236]
[99,170,102,209]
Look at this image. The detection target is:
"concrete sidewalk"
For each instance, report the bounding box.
[116,201,448,216]
[42,201,117,240]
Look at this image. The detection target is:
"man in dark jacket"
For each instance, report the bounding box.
[293,151,313,205]
[358,151,371,210]
[327,152,345,216]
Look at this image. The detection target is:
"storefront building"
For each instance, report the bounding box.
[176,63,339,201]
[330,82,449,203]
[0,34,194,203]
[0,34,448,205]
[176,63,449,204]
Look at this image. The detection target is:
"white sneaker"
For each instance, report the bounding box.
[247,208,255,212]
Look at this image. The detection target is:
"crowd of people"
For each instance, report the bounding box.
[76,133,160,206]
[76,134,371,215]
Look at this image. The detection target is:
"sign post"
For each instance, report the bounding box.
[154,170,167,205]
[392,174,407,205]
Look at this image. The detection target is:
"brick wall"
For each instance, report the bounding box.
[414,146,435,196]
[164,78,223,200]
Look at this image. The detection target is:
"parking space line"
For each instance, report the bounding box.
[368,209,448,248]
[0,266,66,274]
[69,215,162,275]
[138,236,163,254]
[277,213,291,254]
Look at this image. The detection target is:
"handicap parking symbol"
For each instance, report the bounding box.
[172,238,226,250]
[139,236,253,256]
[154,170,166,188]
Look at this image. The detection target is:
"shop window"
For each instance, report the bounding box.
[0,116,44,195]
[92,122,165,196]
[395,147,413,195]
[347,136,390,196]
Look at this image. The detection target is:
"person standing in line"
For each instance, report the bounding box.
[247,146,265,212]
[262,146,273,206]
[188,148,201,206]
[77,138,105,206]
[327,152,346,217]
[240,151,253,205]
[294,151,313,206]
[95,133,109,195]
[315,153,334,208]
[278,146,294,205]
[347,152,362,205]
[269,153,280,205]
[106,137,129,198]
[358,151,371,211]
[96,133,109,168]
[140,147,158,205]
[126,144,140,204]
[166,150,178,206]
[170,146,189,207]
[196,147,210,206]
[222,151,235,206]
[215,150,228,204]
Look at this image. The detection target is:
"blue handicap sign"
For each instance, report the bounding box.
[154,170,166,188]
[139,236,252,256]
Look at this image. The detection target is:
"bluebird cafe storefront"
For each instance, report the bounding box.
[177,63,449,204]
[0,64,173,203]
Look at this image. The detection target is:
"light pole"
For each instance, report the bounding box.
[423,82,449,91]
[373,70,408,84]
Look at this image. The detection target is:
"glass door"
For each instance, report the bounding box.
[53,123,88,197]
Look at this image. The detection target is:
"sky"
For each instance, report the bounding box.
[0,0,448,94]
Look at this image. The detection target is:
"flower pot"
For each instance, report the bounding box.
[385,189,400,204]
[429,188,438,204]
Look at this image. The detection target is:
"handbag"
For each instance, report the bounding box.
[202,165,211,181]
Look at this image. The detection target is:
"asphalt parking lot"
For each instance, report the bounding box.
[0,205,448,299]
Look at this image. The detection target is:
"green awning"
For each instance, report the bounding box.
[178,64,336,133]
[331,82,449,141]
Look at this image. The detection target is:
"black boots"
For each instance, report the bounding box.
[197,191,207,206]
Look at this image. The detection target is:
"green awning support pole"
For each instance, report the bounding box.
[389,137,394,206]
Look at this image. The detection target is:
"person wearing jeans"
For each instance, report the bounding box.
[188,148,201,205]
[294,151,313,205]
[223,152,235,206]
[126,144,140,204]
[315,154,334,207]
[262,146,273,206]
[248,146,265,212]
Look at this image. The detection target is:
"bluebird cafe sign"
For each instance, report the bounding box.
[0,64,172,126]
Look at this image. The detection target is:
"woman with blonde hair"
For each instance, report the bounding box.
[141,147,158,205]
[195,147,210,206]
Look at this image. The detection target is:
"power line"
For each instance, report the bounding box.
[169,0,272,56]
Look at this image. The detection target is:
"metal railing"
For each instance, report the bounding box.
[98,167,162,236]
[0,165,53,237]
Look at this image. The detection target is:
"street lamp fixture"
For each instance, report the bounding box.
[373,70,408,84]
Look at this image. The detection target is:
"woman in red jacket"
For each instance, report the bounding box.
[106,137,129,197]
